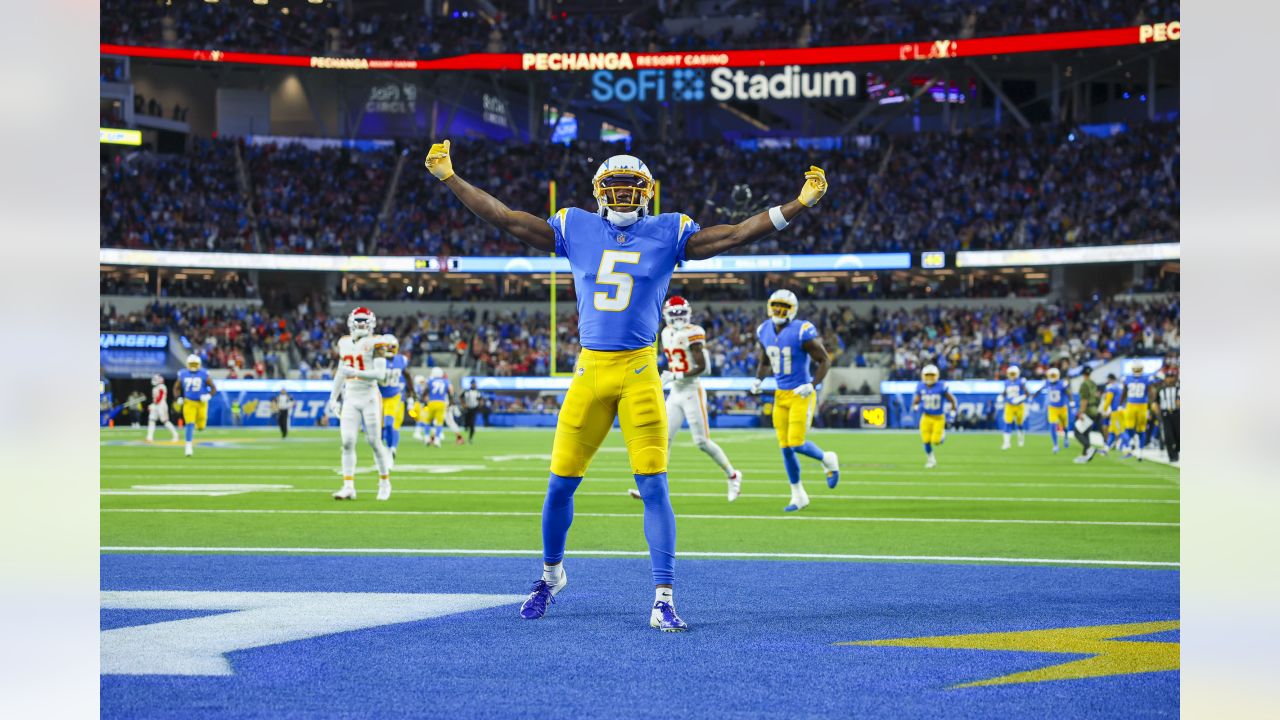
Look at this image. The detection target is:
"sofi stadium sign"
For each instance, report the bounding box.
[592,65,856,103]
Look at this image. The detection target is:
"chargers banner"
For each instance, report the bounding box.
[202,380,335,427]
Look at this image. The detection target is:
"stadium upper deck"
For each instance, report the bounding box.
[101,124,1179,257]
[101,0,1179,59]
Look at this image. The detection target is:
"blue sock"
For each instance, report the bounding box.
[541,473,582,566]
[781,447,801,484]
[185,424,194,442]
[1121,429,1134,448]
[388,427,400,451]
[634,473,676,586]
[794,440,824,461]
[1050,426,1059,449]
[923,443,932,455]
[1139,430,1149,448]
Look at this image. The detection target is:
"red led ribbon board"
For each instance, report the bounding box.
[100,22,1178,72]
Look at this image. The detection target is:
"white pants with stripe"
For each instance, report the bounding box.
[666,382,735,477]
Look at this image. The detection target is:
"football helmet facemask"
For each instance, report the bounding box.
[348,307,376,339]
[1047,367,1060,381]
[1007,365,1020,380]
[767,289,798,326]
[592,155,655,227]
[663,296,692,329]
[186,354,202,371]
[921,364,940,385]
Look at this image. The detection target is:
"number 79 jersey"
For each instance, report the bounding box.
[661,324,710,388]
[549,207,699,352]
[756,319,818,390]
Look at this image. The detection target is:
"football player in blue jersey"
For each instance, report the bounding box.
[173,354,217,457]
[911,364,958,469]
[999,365,1029,450]
[1120,361,1157,460]
[748,289,841,511]
[426,138,828,631]
[377,335,413,467]
[1039,367,1074,454]
[1101,373,1125,450]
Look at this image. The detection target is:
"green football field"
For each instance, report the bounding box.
[100,426,1179,567]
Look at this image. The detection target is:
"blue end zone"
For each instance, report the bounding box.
[102,554,1177,719]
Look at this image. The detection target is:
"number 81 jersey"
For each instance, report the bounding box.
[756,319,817,390]
[661,324,710,388]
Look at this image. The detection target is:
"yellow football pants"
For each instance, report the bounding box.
[919,414,945,444]
[1047,405,1069,428]
[1003,403,1026,427]
[550,347,667,477]
[772,388,816,448]
[182,399,208,430]
[423,400,447,425]
[1124,403,1150,432]
[382,395,405,429]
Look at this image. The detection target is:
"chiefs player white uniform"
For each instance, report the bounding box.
[656,296,742,501]
[328,307,393,501]
[145,374,179,443]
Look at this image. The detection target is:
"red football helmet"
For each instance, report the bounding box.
[663,296,692,328]
[348,306,377,338]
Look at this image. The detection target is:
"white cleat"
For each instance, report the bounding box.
[184,441,193,457]
[376,480,392,501]
[1017,434,1025,447]
[627,488,642,500]
[821,451,840,489]
[432,437,442,448]
[925,455,937,469]
[1053,446,1060,454]
[333,485,357,500]
[727,471,742,502]
[1001,439,1011,450]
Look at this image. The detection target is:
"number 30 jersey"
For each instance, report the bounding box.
[549,207,699,351]
[661,324,710,389]
[756,319,818,390]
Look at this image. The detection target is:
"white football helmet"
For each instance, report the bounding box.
[1006,365,1020,380]
[430,367,445,379]
[921,364,939,384]
[592,155,655,227]
[151,374,164,386]
[767,289,798,325]
[663,296,692,329]
[414,374,426,386]
[348,306,376,339]
[1047,367,1060,381]
[1129,361,1144,376]
[381,334,399,357]
[186,354,202,371]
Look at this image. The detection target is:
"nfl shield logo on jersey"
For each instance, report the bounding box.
[616,233,627,244]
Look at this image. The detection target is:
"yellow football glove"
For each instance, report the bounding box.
[797,165,828,207]
[425,139,455,181]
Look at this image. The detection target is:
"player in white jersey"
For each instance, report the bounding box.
[640,296,741,501]
[328,307,394,501]
[145,374,179,443]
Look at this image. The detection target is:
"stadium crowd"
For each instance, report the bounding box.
[102,123,1179,257]
[101,0,1178,58]
[99,294,1179,386]
[880,295,1180,380]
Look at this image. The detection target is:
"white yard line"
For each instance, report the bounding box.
[100,508,1177,527]
[98,545,1179,568]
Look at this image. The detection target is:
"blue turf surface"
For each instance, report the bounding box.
[102,554,1178,719]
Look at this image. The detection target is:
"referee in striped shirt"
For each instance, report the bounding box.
[1154,369,1180,462]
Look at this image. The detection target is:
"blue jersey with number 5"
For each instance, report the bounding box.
[178,368,210,398]
[756,319,818,390]
[549,207,698,351]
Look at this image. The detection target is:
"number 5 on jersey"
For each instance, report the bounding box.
[594,250,641,312]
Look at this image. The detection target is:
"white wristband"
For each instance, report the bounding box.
[769,205,789,231]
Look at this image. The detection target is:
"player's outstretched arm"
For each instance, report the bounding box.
[425,140,555,253]
[685,166,827,260]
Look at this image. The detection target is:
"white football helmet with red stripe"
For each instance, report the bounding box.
[663,296,692,329]
[348,307,376,339]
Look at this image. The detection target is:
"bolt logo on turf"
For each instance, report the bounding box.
[836,620,1179,687]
